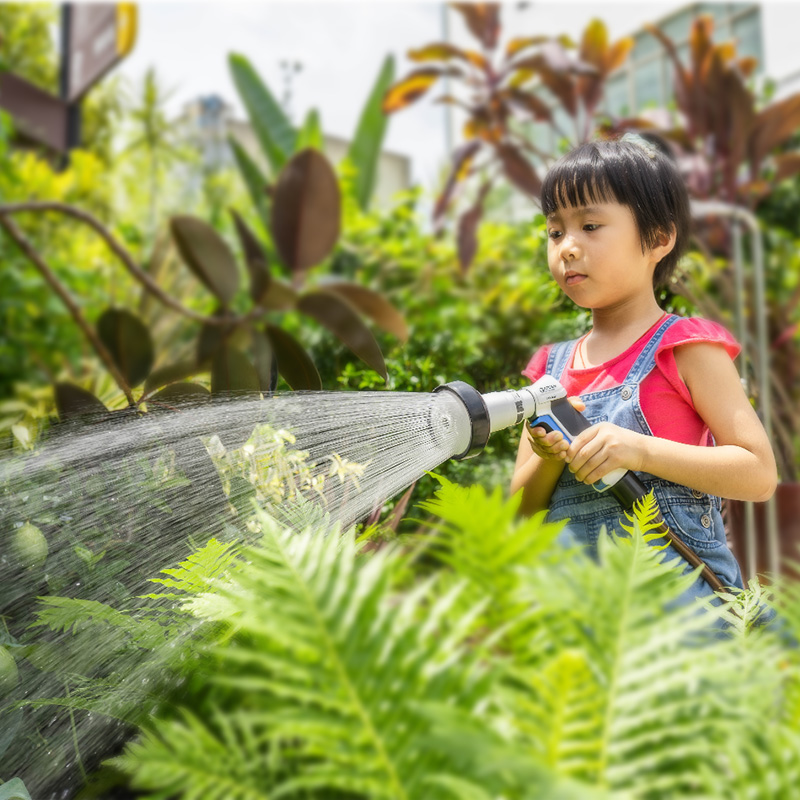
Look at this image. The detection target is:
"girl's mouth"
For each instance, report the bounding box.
[565,272,587,286]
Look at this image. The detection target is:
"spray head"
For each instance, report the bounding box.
[434,378,567,460]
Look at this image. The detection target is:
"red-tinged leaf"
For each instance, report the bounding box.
[230,209,270,305]
[452,3,500,50]
[143,360,202,395]
[505,35,550,59]
[773,152,800,183]
[382,67,460,113]
[750,95,800,168]
[297,290,387,381]
[97,308,154,388]
[264,323,321,390]
[408,42,487,71]
[496,144,543,198]
[689,15,715,78]
[271,148,341,277]
[434,139,482,221]
[773,321,800,350]
[263,278,299,311]
[607,37,635,72]
[171,215,240,307]
[317,280,409,342]
[457,181,492,273]
[147,383,210,410]
[211,345,261,397]
[54,383,107,422]
[505,88,553,121]
[387,481,416,531]
[738,56,758,79]
[645,23,692,116]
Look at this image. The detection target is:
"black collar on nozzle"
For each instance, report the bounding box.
[433,380,490,460]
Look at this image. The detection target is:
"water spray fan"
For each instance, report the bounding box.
[437,376,725,592]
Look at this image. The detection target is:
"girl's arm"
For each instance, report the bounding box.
[510,397,587,516]
[564,343,778,503]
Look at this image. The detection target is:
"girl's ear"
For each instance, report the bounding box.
[652,225,677,260]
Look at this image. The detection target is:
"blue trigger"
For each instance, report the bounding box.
[529,414,574,445]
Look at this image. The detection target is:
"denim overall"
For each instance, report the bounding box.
[545,315,744,604]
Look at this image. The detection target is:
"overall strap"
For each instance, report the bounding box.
[546,338,578,380]
[625,314,681,384]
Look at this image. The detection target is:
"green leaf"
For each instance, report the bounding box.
[318,279,408,341]
[271,149,341,276]
[228,134,272,222]
[143,359,202,395]
[97,308,155,388]
[210,346,261,397]
[347,54,395,210]
[0,778,32,800]
[147,382,210,409]
[264,323,321,390]
[295,108,324,151]
[54,382,107,421]
[231,209,271,305]
[298,289,387,381]
[171,216,240,307]
[252,329,277,393]
[229,52,296,173]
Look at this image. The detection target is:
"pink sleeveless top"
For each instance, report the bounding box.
[522,316,740,446]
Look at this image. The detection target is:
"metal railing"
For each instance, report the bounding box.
[690,200,780,579]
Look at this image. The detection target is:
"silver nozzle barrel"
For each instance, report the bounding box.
[434,383,539,460]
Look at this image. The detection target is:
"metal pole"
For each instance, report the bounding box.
[731,220,758,580]
[691,200,780,578]
[58,3,82,169]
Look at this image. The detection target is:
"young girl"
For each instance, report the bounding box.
[510,135,778,604]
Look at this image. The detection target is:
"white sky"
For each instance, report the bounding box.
[114,1,762,190]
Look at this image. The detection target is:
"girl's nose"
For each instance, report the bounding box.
[561,234,580,261]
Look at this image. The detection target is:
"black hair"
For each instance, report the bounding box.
[540,137,691,288]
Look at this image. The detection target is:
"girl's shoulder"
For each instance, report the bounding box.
[660,316,741,360]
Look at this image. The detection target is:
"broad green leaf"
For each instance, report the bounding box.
[228,134,271,222]
[271,149,341,276]
[262,277,299,311]
[229,52,296,172]
[347,54,395,211]
[97,308,154,388]
[0,778,32,800]
[264,323,321,390]
[298,290,387,381]
[143,359,202,395]
[147,382,210,409]
[171,215,240,307]
[211,345,261,397]
[253,329,277,393]
[317,280,408,341]
[295,108,324,151]
[231,209,270,304]
[54,382,107,421]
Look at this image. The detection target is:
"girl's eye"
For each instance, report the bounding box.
[584,223,600,232]
[548,230,562,240]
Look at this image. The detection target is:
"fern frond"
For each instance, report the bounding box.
[143,538,239,600]
[117,510,516,799]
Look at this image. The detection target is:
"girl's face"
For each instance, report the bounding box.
[546,200,660,311]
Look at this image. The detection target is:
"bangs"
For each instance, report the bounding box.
[541,157,619,216]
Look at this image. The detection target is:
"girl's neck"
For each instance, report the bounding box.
[583,298,666,365]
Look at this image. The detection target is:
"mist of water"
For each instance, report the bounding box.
[0,389,473,796]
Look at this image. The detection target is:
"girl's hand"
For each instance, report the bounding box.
[526,396,586,462]
[565,422,647,485]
